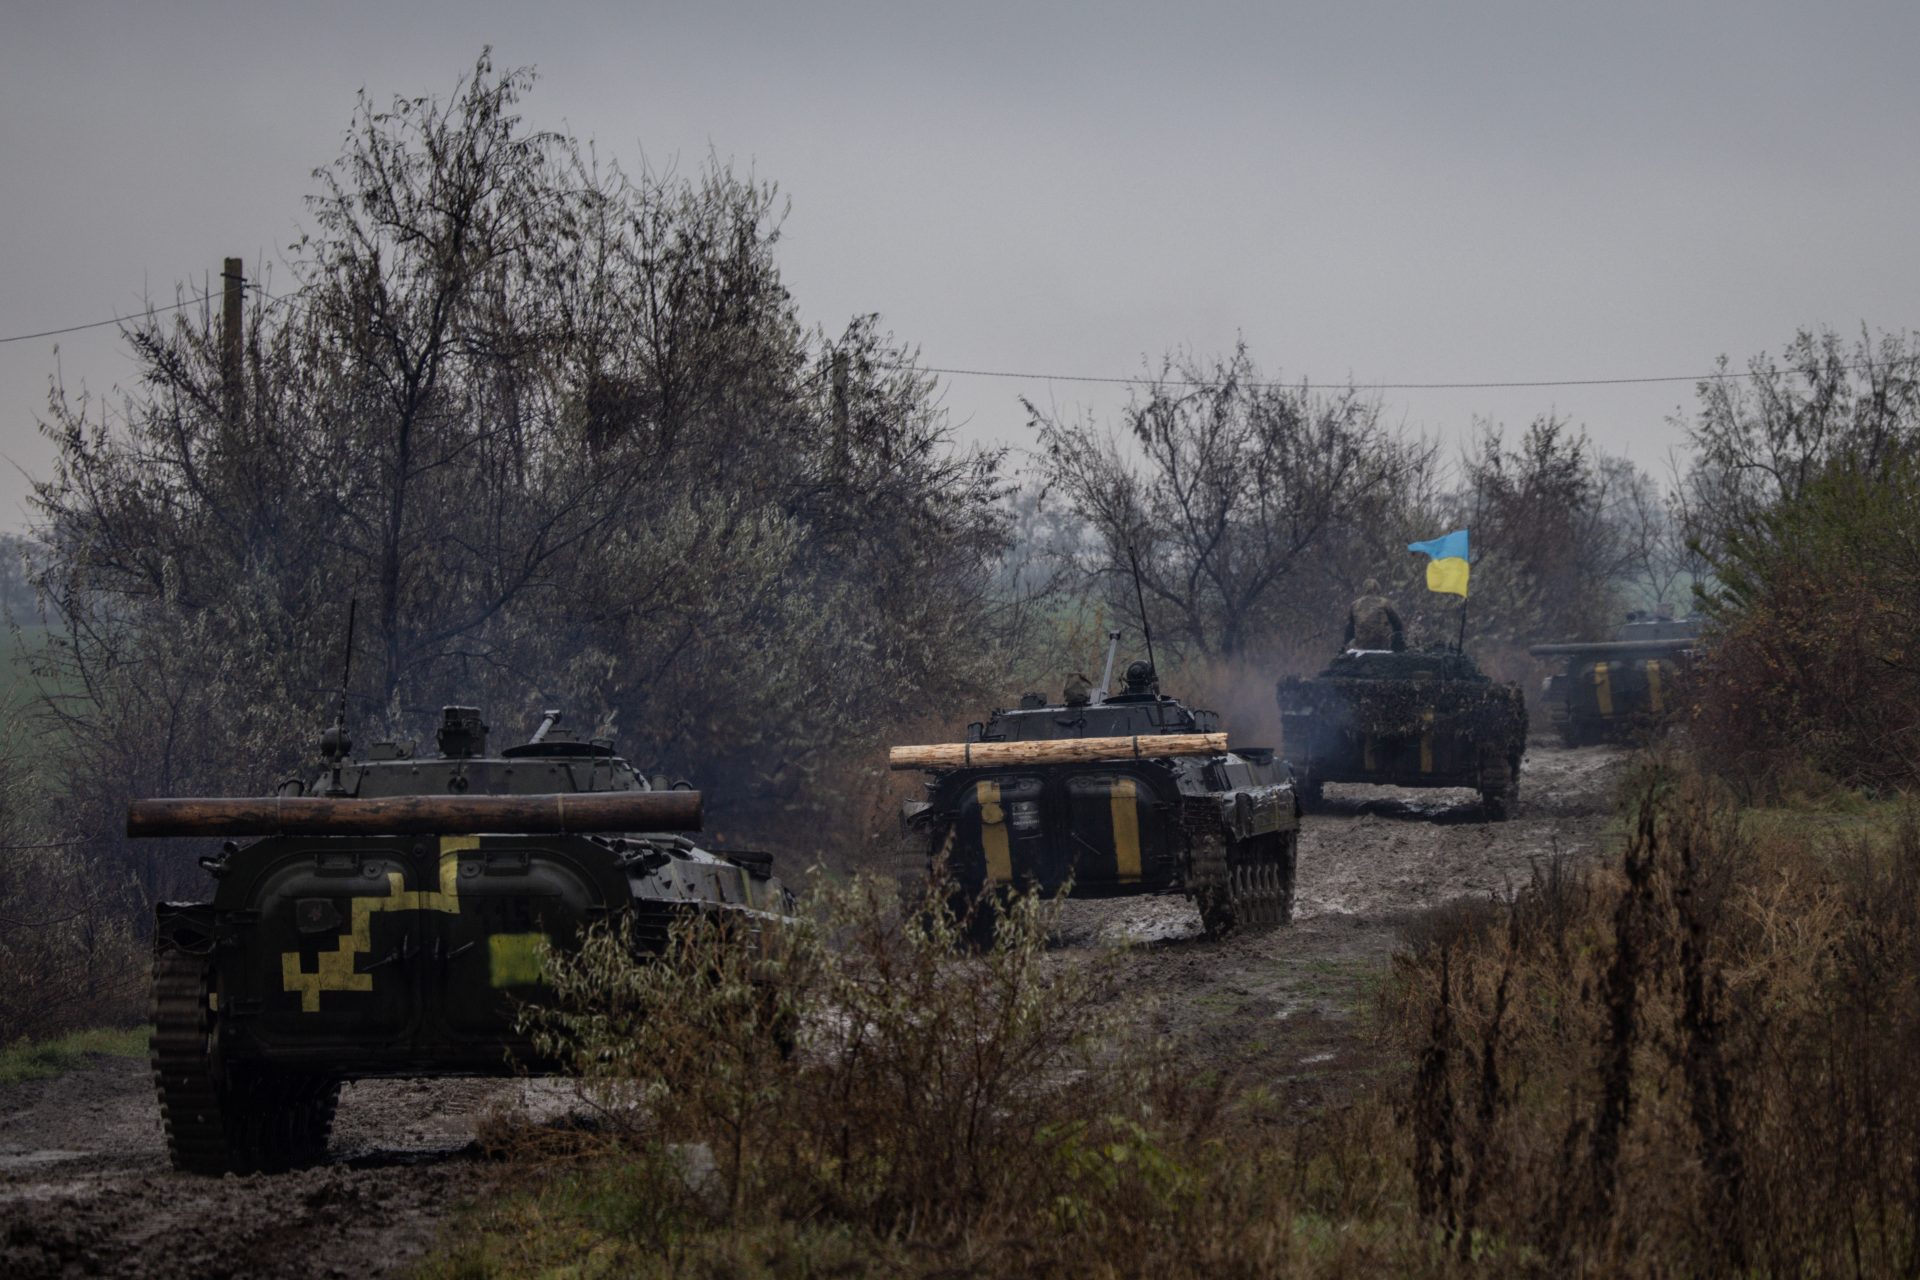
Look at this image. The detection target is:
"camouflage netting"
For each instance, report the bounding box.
[1319,647,1491,683]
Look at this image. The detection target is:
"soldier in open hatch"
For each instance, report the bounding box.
[1344,578,1405,652]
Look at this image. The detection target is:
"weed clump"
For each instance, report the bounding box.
[466,879,1406,1277]
[1391,763,1920,1274]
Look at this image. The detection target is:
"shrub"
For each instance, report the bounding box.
[489,878,1414,1277]
[1390,762,1920,1274]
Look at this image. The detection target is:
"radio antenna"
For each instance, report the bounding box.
[337,597,356,728]
[1126,543,1157,681]
[319,598,357,786]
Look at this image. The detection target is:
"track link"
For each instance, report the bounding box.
[150,944,339,1175]
[1184,802,1296,937]
[150,946,235,1174]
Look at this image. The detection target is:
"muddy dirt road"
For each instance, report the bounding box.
[1051,741,1625,1094]
[0,743,1624,1279]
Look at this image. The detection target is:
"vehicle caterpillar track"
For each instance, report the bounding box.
[151,945,341,1174]
[139,704,794,1175]
[1183,798,1295,934]
[896,642,1301,942]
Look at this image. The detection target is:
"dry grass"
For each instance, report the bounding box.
[426,765,1920,1278]
[432,879,1424,1278]
[1390,761,1920,1275]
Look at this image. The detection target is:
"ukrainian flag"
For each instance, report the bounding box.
[1408,530,1470,597]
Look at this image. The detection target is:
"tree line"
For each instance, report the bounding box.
[0,52,1903,1040]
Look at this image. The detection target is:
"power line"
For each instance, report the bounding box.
[0,296,209,345]
[1,289,1892,392]
[0,281,299,347]
[895,362,1880,393]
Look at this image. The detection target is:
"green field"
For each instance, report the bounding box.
[0,624,73,748]
[0,1026,147,1085]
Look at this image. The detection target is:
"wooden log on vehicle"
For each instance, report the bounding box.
[1527,638,1697,658]
[887,732,1228,772]
[126,791,702,838]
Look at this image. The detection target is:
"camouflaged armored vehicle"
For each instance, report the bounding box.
[1277,647,1527,819]
[139,706,790,1175]
[1529,614,1701,746]
[895,646,1300,938]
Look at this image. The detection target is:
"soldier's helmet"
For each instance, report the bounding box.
[1063,674,1093,707]
[1123,660,1156,694]
[1362,577,1380,595]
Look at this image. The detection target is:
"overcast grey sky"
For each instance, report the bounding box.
[4,0,1917,529]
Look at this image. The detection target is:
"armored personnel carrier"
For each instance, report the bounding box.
[1529,614,1701,746]
[139,706,789,1175]
[1276,647,1527,819]
[893,645,1299,939]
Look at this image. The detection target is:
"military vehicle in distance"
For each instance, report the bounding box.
[1276,647,1528,819]
[1529,613,1702,746]
[894,639,1300,939]
[140,705,790,1176]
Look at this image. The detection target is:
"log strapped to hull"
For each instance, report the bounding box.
[888,732,1227,772]
[126,790,703,838]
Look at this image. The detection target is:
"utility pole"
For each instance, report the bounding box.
[221,257,245,427]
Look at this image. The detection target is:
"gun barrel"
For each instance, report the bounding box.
[126,791,702,838]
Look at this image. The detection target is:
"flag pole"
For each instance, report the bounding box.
[1456,595,1468,653]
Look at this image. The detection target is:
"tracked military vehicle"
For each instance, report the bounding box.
[893,637,1300,939]
[1529,614,1701,746]
[1277,647,1527,819]
[141,706,790,1175]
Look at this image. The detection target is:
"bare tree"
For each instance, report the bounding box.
[1030,345,1437,660]
[32,52,1017,909]
[1454,416,1638,644]
[1679,328,1920,564]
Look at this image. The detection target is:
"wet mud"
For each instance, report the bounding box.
[1051,741,1626,1093]
[0,742,1626,1277]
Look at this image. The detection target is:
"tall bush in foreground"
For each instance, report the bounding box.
[1394,765,1920,1274]
[484,882,1407,1277]
[1679,327,1920,793]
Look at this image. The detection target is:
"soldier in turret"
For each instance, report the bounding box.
[1344,578,1405,652]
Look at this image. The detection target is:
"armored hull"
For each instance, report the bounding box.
[900,676,1299,937]
[1277,649,1527,819]
[144,707,789,1174]
[1529,617,1700,746]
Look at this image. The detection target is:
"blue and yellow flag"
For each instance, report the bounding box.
[1408,530,1470,597]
